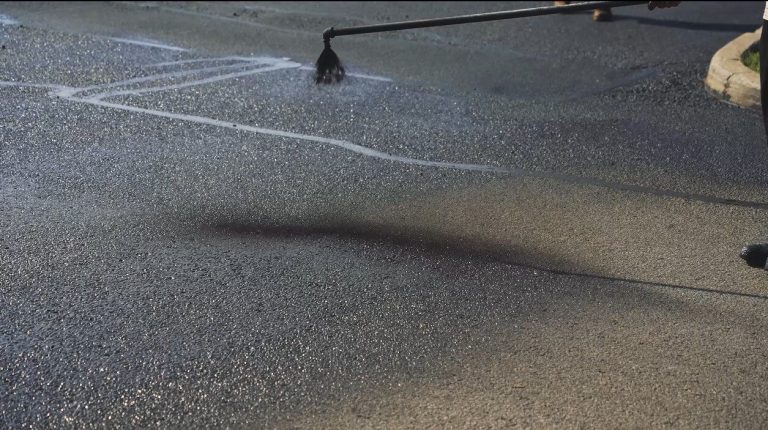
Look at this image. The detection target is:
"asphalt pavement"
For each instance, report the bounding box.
[1,1,768,428]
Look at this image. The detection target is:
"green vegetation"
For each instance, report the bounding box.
[742,45,760,73]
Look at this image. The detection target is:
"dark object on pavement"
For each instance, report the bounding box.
[740,244,768,269]
[315,1,649,84]
[315,37,345,84]
[592,8,613,22]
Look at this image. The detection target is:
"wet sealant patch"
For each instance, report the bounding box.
[1,36,767,211]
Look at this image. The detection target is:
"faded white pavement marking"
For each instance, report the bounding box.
[67,96,512,175]
[59,59,280,98]
[0,13,18,25]
[108,37,189,52]
[146,57,261,68]
[0,81,70,91]
[86,62,301,101]
[145,59,392,82]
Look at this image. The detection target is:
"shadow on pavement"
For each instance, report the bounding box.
[614,16,759,32]
[206,220,768,301]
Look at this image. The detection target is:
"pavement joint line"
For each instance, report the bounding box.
[113,3,318,37]
[238,3,373,22]
[156,6,317,37]
[117,1,455,50]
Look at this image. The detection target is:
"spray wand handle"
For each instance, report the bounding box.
[323,1,648,40]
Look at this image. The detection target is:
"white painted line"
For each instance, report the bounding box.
[0,14,18,25]
[345,72,393,82]
[146,56,254,68]
[148,60,392,83]
[108,37,189,52]
[87,62,301,100]
[68,96,508,173]
[149,60,392,82]
[59,59,278,98]
[0,81,71,92]
[4,55,494,175]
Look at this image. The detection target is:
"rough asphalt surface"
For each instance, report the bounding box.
[2,1,768,428]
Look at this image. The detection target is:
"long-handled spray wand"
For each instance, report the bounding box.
[316,1,654,84]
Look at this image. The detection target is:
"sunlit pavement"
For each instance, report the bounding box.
[1,2,767,428]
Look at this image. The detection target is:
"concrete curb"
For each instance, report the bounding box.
[705,27,761,109]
